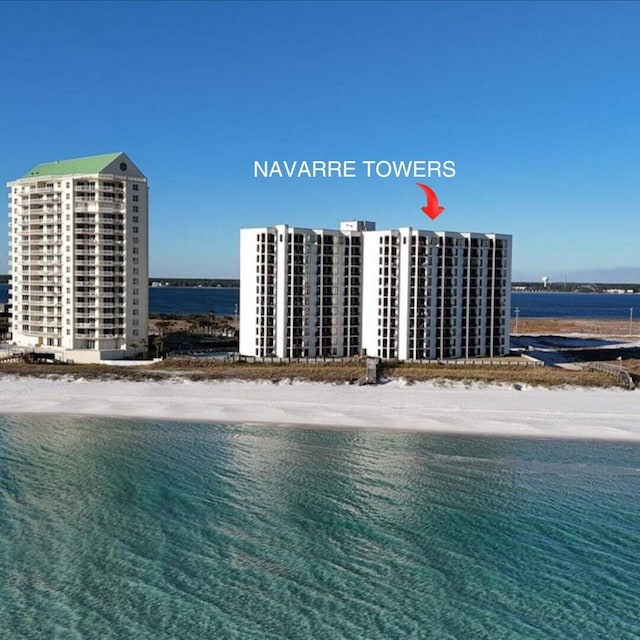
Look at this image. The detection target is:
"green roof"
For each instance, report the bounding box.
[23,152,124,178]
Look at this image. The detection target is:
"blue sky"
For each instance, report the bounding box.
[1,1,639,281]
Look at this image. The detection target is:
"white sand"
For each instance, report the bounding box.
[0,375,638,441]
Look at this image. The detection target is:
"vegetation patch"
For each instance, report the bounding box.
[0,358,623,389]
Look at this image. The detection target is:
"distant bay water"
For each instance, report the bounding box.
[1,284,638,319]
[511,291,638,319]
[1,415,639,639]
[148,286,239,316]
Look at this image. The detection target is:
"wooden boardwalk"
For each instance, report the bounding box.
[586,362,635,390]
[356,357,379,386]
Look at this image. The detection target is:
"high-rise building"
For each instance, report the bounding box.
[240,221,511,360]
[240,221,374,358]
[7,152,148,362]
[360,228,511,360]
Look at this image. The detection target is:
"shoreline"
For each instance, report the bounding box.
[1,375,639,442]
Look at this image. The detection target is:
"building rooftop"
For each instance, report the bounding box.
[22,152,124,178]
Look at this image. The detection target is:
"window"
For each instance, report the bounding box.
[132,184,139,191]
[132,195,139,202]
[133,226,138,233]
[133,206,139,213]
[133,215,139,222]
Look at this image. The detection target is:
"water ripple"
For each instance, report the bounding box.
[1,415,640,639]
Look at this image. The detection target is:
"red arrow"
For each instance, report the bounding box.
[416,183,444,220]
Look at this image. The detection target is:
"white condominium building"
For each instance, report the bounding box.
[7,152,148,362]
[361,229,511,360]
[240,221,374,358]
[240,221,511,361]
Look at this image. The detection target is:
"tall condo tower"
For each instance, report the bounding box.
[7,152,148,362]
[360,229,511,360]
[240,221,511,361]
[240,221,374,358]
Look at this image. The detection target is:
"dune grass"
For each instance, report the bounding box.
[0,358,620,388]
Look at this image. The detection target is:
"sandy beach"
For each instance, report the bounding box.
[0,375,638,441]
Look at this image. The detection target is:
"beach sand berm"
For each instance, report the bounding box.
[0,375,638,442]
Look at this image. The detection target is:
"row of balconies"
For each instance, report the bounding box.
[75,267,124,274]
[75,305,125,314]
[75,224,125,232]
[74,234,124,242]
[78,190,125,199]
[75,331,126,339]
[23,295,59,303]
[75,275,124,282]
[23,286,60,294]
[73,204,126,215]
[75,318,123,327]
[21,275,61,283]
[19,328,62,337]
[75,294,125,302]
[19,318,61,327]
[75,249,124,257]
[19,257,60,265]
[20,306,60,316]
[74,249,125,260]
[21,193,62,201]
[18,228,61,236]
[24,186,58,194]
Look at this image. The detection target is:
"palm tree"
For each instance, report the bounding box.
[152,336,164,358]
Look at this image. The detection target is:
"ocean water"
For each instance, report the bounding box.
[1,415,639,639]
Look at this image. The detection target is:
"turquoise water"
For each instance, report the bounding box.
[1,416,639,639]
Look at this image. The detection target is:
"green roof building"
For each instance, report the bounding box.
[7,152,149,362]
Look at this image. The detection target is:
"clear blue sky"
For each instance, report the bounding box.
[2,0,639,282]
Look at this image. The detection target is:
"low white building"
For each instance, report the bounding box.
[240,221,511,360]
